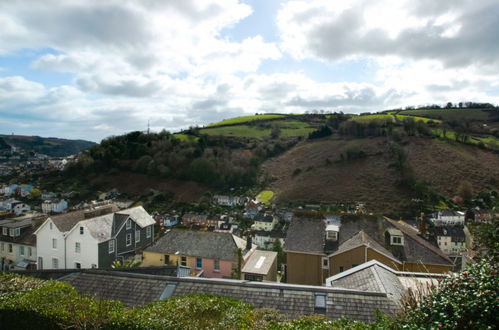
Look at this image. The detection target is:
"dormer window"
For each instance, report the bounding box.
[2,228,7,236]
[387,228,404,246]
[325,224,339,242]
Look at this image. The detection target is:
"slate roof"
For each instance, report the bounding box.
[431,226,466,242]
[115,206,155,228]
[326,260,447,302]
[145,230,247,261]
[49,204,118,232]
[59,270,399,322]
[284,217,325,255]
[285,214,453,267]
[242,250,277,275]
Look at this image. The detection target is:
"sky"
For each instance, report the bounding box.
[1,0,499,142]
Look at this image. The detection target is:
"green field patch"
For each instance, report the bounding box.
[256,190,274,205]
[199,125,270,138]
[399,108,489,121]
[395,114,441,123]
[206,114,286,127]
[349,114,395,123]
[270,120,310,129]
[173,134,199,142]
[280,128,317,137]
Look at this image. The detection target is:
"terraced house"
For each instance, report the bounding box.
[284,213,453,286]
[35,205,155,269]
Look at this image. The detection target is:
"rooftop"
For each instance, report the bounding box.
[241,250,277,275]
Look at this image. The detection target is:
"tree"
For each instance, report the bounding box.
[457,181,473,203]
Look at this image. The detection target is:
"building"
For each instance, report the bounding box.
[52,269,398,322]
[142,229,257,279]
[35,205,155,269]
[431,226,466,255]
[284,214,453,286]
[181,214,218,228]
[0,217,42,270]
[251,214,278,231]
[41,199,68,214]
[241,249,277,281]
[429,210,465,226]
[252,230,285,249]
[212,195,247,207]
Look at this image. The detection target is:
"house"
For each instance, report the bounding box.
[41,199,68,214]
[429,210,465,226]
[212,195,247,207]
[3,184,18,196]
[13,202,31,216]
[15,184,34,198]
[241,250,277,282]
[243,200,262,219]
[0,216,43,270]
[284,213,454,286]
[142,229,257,279]
[325,260,448,302]
[34,205,155,269]
[251,213,278,231]
[252,230,285,249]
[181,213,218,228]
[55,269,398,322]
[431,226,466,255]
[471,208,493,223]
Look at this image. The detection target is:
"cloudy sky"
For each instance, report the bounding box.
[1,0,499,142]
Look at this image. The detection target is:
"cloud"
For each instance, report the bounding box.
[277,0,499,69]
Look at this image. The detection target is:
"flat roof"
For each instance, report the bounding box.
[241,250,277,275]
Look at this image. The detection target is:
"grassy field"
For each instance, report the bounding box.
[256,190,274,205]
[173,134,199,142]
[350,114,394,122]
[395,114,441,123]
[199,125,270,138]
[398,108,489,121]
[206,114,286,127]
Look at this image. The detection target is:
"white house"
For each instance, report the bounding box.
[251,214,278,231]
[13,203,30,216]
[429,210,465,226]
[35,205,155,270]
[41,199,68,214]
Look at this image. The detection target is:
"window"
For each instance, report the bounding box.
[14,228,20,236]
[75,242,81,253]
[20,246,25,256]
[28,247,32,257]
[91,264,97,268]
[339,266,344,273]
[52,238,57,249]
[126,233,132,246]
[213,259,220,271]
[0,243,3,251]
[109,240,115,253]
[314,293,327,314]
[38,257,43,270]
[181,256,187,266]
[391,235,403,246]
[146,226,152,238]
[164,255,170,265]
[321,257,329,269]
[135,229,140,243]
[79,226,84,235]
[75,262,81,269]
[52,258,59,269]
[8,244,12,253]
[126,219,131,230]
[196,257,202,269]
[2,228,7,235]
[49,222,53,230]
[9,229,14,237]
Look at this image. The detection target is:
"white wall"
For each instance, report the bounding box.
[65,222,99,269]
[35,219,66,269]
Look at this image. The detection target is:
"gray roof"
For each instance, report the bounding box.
[58,270,398,322]
[145,230,245,261]
[284,217,325,254]
[242,250,277,275]
[284,214,453,266]
[115,206,155,228]
[49,204,118,233]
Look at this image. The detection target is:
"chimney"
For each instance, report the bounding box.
[246,232,253,251]
[418,212,428,238]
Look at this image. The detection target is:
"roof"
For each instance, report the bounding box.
[330,231,399,263]
[58,270,398,322]
[115,206,155,228]
[48,205,118,233]
[2,218,32,228]
[254,214,274,223]
[242,250,277,275]
[284,217,325,255]
[431,226,466,241]
[326,260,447,302]
[145,230,245,261]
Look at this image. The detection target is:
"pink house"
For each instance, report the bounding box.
[143,229,257,278]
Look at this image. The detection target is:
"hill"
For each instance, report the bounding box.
[36,106,499,214]
[0,134,95,157]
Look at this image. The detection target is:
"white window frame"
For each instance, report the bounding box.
[79,226,84,235]
[2,228,7,235]
[181,256,187,266]
[321,257,329,269]
[28,247,32,257]
[135,229,140,243]
[213,258,220,271]
[109,240,115,253]
[20,245,25,256]
[8,244,12,253]
[126,219,131,230]
[75,242,81,253]
[52,238,57,249]
[14,228,20,237]
[9,229,14,237]
[146,226,152,238]
[49,222,53,230]
[126,233,132,246]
